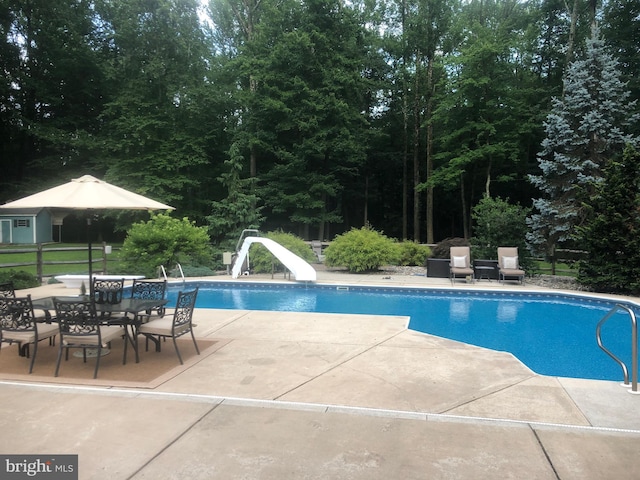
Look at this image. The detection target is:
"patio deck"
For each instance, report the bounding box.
[1,271,639,479]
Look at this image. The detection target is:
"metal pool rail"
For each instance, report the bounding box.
[596,304,638,394]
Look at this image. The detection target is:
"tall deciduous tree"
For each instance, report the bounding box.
[431,0,533,238]
[527,27,640,259]
[602,0,640,114]
[250,0,370,239]
[96,0,212,214]
[0,0,106,194]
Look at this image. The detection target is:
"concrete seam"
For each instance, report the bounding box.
[2,380,640,436]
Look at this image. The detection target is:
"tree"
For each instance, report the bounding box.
[527,27,640,260]
[0,0,107,194]
[250,0,371,239]
[431,0,535,239]
[207,142,264,248]
[471,196,531,269]
[96,0,213,214]
[602,0,640,112]
[576,147,640,294]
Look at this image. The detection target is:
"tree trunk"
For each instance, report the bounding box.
[363,175,369,225]
[461,173,469,239]
[426,57,435,244]
[413,59,421,242]
[401,0,408,240]
[564,0,579,90]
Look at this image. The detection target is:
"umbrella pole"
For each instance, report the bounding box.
[87,215,93,296]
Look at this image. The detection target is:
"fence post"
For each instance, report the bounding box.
[102,242,107,274]
[36,243,43,284]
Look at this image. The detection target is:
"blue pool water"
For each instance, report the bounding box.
[165,282,637,382]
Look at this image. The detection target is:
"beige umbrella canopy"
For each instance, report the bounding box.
[0,174,173,211]
[0,174,174,280]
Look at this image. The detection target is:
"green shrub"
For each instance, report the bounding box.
[398,241,431,266]
[429,238,469,260]
[249,231,316,274]
[324,226,400,273]
[176,264,218,277]
[0,269,40,289]
[120,213,213,278]
[471,196,532,270]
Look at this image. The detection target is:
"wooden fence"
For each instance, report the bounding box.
[0,243,114,283]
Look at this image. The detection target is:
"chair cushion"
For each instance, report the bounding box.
[139,318,190,337]
[502,256,518,269]
[63,326,123,347]
[452,256,467,268]
[2,323,58,343]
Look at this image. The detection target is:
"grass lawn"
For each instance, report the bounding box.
[533,260,578,277]
[0,243,123,277]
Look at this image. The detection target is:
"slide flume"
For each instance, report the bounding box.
[231,236,317,282]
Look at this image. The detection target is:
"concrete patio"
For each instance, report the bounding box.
[1,270,639,479]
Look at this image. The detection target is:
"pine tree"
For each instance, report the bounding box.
[576,147,640,294]
[527,27,640,259]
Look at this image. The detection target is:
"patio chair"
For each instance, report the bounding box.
[130,279,167,320]
[450,246,475,284]
[53,297,125,379]
[0,282,15,298]
[92,277,125,305]
[0,295,58,373]
[137,288,199,365]
[498,247,526,284]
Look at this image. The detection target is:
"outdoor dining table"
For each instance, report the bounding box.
[31,296,169,364]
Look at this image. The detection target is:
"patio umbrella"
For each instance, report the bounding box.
[0,174,174,281]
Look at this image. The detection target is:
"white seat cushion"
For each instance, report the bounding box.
[2,323,58,343]
[63,326,123,347]
[139,318,190,337]
[502,256,518,269]
[452,256,467,268]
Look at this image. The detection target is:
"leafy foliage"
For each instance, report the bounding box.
[397,242,431,266]
[576,147,640,294]
[429,238,469,259]
[0,270,40,290]
[324,226,400,273]
[248,231,316,274]
[471,197,531,269]
[207,142,264,249]
[119,213,212,278]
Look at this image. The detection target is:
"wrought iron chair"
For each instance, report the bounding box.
[0,295,58,373]
[92,277,125,305]
[130,279,167,320]
[138,288,199,365]
[53,297,125,379]
[0,282,16,298]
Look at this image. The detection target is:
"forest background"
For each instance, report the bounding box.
[1,0,638,252]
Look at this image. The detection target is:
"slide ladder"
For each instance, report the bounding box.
[232,236,316,282]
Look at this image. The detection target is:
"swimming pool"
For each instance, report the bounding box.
[164,281,637,382]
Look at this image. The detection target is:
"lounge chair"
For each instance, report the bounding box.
[498,247,526,284]
[450,246,474,284]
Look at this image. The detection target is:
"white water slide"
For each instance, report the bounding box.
[231,236,317,282]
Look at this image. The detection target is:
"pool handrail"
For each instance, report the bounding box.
[596,303,638,393]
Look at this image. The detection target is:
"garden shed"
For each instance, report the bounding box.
[0,208,54,244]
